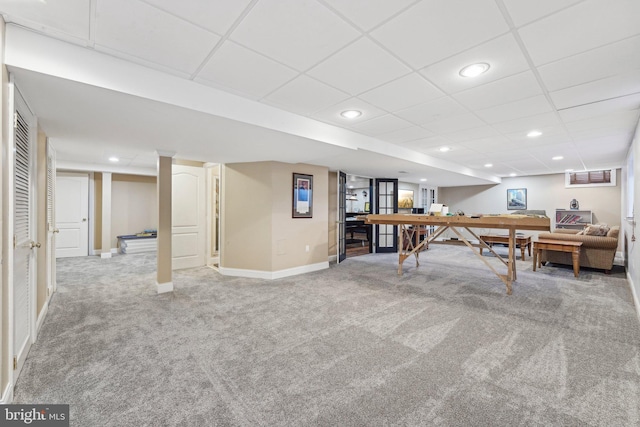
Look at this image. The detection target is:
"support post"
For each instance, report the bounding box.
[156,151,175,294]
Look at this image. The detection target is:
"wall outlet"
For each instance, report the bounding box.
[305,245,309,252]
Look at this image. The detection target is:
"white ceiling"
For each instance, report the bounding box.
[1,0,639,186]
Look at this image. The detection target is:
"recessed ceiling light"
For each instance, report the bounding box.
[565,168,574,172]
[398,171,408,174]
[527,130,542,138]
[552,156,564,161]
[509,173,517,177]
[459,62,490,78]
[341,110,362,119]
[484,163,493,168]
[109,157,119,162]
[439,146,451,152]
[420,178,427,182]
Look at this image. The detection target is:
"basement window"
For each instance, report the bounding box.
[565,169,616,188]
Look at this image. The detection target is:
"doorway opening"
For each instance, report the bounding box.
[345,175,372,258]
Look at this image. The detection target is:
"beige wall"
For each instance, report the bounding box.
[439,170,622,247]
[111,174,157,248]
[221,161,329,272]
[328,172,337,258]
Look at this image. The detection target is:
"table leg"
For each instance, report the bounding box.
[509,229,516,281]
[527,242,531,256]
[572,248,580,277]
[520,244,525,261]
[532,246,537,271]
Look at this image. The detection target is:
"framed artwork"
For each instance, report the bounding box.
[507,188,527,210]
[398,190,414,209]
[293,173,313,218]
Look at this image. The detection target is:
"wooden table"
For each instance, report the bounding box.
[365,214,550,295]
[479,234,532,260]
[533,239,583,277]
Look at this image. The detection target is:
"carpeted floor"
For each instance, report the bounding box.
[14,245,640,426]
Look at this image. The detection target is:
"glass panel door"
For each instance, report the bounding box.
[375,178,398,253]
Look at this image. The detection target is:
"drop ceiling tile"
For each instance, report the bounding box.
[321,0,416,31]
[452,71,543,110]
[491,112,560,134]
[370,0,509,69]
[420,34,530,94]
[565,110,640,131]
[358,73,444,112]
[307,37,411,95]
[196,41,298,99]
[429,144,485,162]
[229,0,359,71]
[263,75,349,115]
[95,0,220,74]
[144,0,252,34]
[558,93,640,122]
[474,95,554,124]
[311,98,387,126]
[444,126,504,143]
[351,114,413,136]
[506,125,571,144]
[378,126,435,144]
[518,0,640,66]
[395,97,468,125]
[502,0,584,27]
[422,113,487,135]
[551,71,640,110]
[538,36,640,92]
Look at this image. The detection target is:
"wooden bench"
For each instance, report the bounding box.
[533,239,583,277]
[479,234,532,260]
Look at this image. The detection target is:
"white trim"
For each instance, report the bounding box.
[100,252,112,259]
[57,160,156,176]
[35,297,49,335]
[628,272,640,325]
[111,247,117,254]
[219,261,329,280]
[614,251,624,266]
[328,254,337,263]
[0,382,13,405]
[156,281,174,294]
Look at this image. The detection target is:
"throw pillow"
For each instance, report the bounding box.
[582,224,610,236]
[607,226,620,239]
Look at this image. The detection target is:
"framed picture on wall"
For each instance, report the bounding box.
[293,173,313,218]
[507,188,527,210]
[398,190,414,209]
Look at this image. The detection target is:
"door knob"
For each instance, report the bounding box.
[29,241,41,249]
[82,218,87,222]
[53,228,60,233]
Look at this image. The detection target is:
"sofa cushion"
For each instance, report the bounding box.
[578,224,610,236]
[607,226,620,239]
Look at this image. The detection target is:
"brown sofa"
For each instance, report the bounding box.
[537,226,619,273]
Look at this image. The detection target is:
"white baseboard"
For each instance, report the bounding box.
[90,248,118,256]
[156,281,174,294]
[219,261,329,280]
[36,298,50,336]
[628,272,640,324]
[328,254,337,263]
[614,251,624,266]
[1,382,13,404]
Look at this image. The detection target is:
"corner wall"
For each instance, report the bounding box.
[624,117,640,320]
[221,161,329,276]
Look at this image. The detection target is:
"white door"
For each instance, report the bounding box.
[12,87,37,378]
[172,165,205,269]
[55,172,89,258]
[171,165,206,270]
